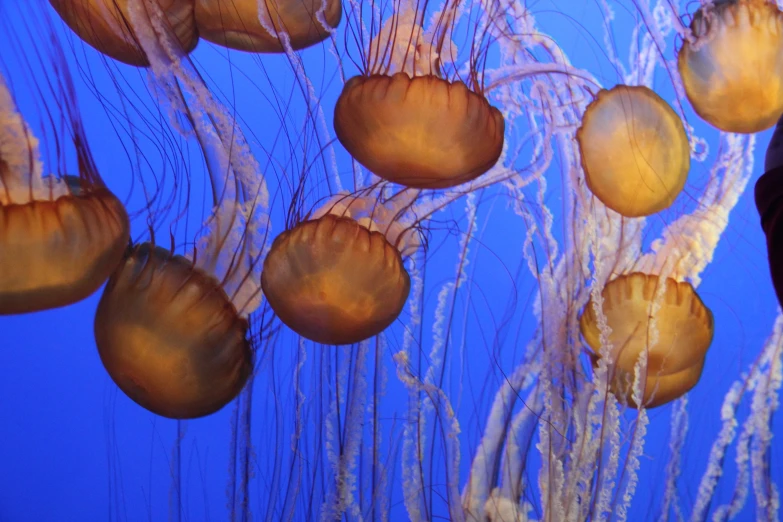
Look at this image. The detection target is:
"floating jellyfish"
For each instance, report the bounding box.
[194,0,342,52]
[579,273,714,408]
[333,2,505,189]
[576,85,690,217]
[0,68,129,315]
[262,191,417,345]
[678,0,783,133]
[95,156,264,419]
[94,240,255,419]
[93,25,269,418]
[49,0,198,66]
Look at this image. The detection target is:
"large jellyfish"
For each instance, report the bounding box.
[678,0,783,133]
[91,1,268,419]
[333,0,505,189]
[94,240,255,418]
[0,55,129,314]
[194,0,342,52]
[49,0,198,66]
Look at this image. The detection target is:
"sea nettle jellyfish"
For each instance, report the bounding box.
[678,0,783,133]
[576,85,691,217]
[93,24,269,418]
[94,149,265,417]
[49,0,198,66]
[0,64,129,314]
[194,0,342,52]
[262,191,418,345]
[333,1,505,189]
[93,220,258,419]
[579,273,715,408]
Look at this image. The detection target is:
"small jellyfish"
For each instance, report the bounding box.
[261,192,416,345]
[194,0,342,52]
[579,273,714,408]
[0,75,129,314]
[577,85,690,217]
[333,3,504,189]
[49,0,198,66]
[678,0,783,133]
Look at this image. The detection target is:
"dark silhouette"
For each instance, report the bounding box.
[756,117,783,307]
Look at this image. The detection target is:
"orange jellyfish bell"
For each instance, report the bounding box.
[94,243,253,419]
[579,273,714,408]
[678,0,783,133]
[194,0,342,52]
[0,80,129,314]
[49,0,198,66]
[577,85,690,218]
[0,174,129,315]
[261,194,414,345]
[334,74,505,189]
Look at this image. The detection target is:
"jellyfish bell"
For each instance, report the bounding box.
[194,0,342,53]
[0,76,129,315]
[333,2,505,190]
[576,85,690,218]
[334,74,505,190]
[579,272,714,408]
[95,195,264,419]
[0,175,129,315]
[0,173,129,315]
[261,214,409,345]
[261,191,417,345]
[94,242,253,419]
[49,0,198,66]
[678,0,783,133]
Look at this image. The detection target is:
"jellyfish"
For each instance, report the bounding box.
[576,85,690,218]
[194,0,342,52]
[0,64,129,315]
[678,0,783,133]
[94,240,255,419]
[262,191,417,345]
[94,145,265,419]
[92,10,269,418]
[49,0,198,66]
[333,1,505,189]
[579,273,714,408]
